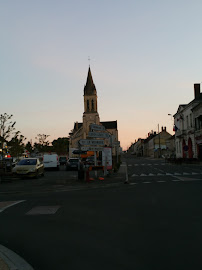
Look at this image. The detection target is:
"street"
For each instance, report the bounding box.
[0,156,201,270]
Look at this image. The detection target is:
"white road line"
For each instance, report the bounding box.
[166,173,173,175]
[172,179,181,182]
[174,173,181,175]
[148,173,155,176]
[157,173,164,176]
[132,174,138,177]
[130,183,138,185]
[183,172,190,175]
[140,174,147,176]
[0,200,25,213]
[26,206,61,215]
[143,182,151,184]
[157,180,166,183]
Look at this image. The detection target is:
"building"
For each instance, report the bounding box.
[143,127,172,158]
[174,84,202,159]
[69,67,119,164]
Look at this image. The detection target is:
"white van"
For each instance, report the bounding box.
[43,154,60,170]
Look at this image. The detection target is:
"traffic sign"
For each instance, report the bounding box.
[79,139,105,146]
[90,124,105,131]
[88,132,110,139]
[81,146,104,151]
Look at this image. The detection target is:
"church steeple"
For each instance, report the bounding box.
[84,66,97,96]
[83,66,100,135]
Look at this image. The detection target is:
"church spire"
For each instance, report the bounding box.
[84,66,97,95]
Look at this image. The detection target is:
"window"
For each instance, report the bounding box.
[186,115,189,128]
[190,114,192,128]
[92,100,94,111]
[87,100,89,110]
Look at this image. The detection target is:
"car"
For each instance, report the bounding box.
[12,158,44,178]
[59,156,67,165]
[43,154,60,170]
[66,158,80,171]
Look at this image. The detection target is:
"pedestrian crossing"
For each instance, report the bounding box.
[128,164,166,166]
[131,172,202,177]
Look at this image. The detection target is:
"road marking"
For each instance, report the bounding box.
[26,206,61,215]
[0,200,25,213]
[166,173,173,175]
[130,183,138,185]
[140,174,147,176]
[174,173,181,175]
[132,174,138,177]
[143,181,151,184]
[157,180,166,183]
[192,172,199,175]
[148,173,155,176]
[157,173,164,176]
[183,172,190,175]
[172,179,181,182]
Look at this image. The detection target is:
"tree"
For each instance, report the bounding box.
[9,134,26,158]
[52,137,69,155]
[0,113,21,158]
[25,141,33,154]
[34,134,51,153]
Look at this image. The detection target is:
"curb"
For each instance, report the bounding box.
[0,245,34,270]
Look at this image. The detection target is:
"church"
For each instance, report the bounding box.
[69,66,119,162]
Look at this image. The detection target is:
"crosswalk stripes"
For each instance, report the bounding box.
[131,172,202,177]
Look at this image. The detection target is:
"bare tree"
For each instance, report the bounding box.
[0,113,19,141]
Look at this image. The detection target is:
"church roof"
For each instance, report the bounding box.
[101,121,117,130]
[84,66,97,95]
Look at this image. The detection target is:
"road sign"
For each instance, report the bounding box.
[81,146,104,151]
[90,124,105,131]
[79,139,105,146]
[88,132,110,139]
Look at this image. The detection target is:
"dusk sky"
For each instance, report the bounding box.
[1,0,202,150]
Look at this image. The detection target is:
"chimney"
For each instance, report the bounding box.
[164,127,166,132]
[161,126,163,132]
[194,84,200,99]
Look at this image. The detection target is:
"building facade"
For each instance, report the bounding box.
[174,84,202,159]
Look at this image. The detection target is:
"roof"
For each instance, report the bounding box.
[100,121,117,130]
[84,66,97,96]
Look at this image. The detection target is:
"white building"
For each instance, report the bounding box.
[174,84,202,159]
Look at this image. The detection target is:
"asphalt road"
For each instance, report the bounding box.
[0,157,201,270]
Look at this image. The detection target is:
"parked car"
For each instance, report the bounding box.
[66,158,80,171]
[59,156,67,165]
[43,154,60,170]
[12,158,44,178]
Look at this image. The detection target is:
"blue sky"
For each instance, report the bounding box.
[1,0,202,149]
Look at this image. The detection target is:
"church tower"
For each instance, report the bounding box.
[83,66,100,138]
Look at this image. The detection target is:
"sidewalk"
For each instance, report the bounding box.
[0,245,34,270]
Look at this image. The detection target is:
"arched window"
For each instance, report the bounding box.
[91,100,94,111]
